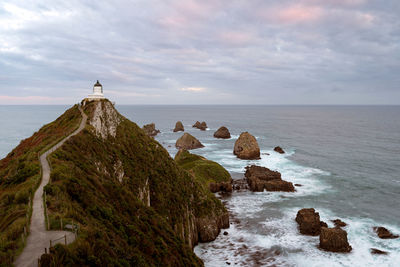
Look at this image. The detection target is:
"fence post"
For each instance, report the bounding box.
[60,218,63,230]
[49,240,52,248]
[64,234,67,245]
[45,247,47,254]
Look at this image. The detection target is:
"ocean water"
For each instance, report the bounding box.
[1,105,399,266]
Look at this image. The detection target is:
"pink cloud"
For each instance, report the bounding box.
[257,4,324,25]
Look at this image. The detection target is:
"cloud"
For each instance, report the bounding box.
[180,87,206,92]
[0,0,399,104]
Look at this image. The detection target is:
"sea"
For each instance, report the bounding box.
[1,105,399,266]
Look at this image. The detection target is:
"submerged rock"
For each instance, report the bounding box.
[370,248,388,255]
[296,208,323,236]
[373,227,399,239]
[233,132,260,160]
[214,126,231,139]
[319,227,352,253]
[274,146,285,154]
[175,133,204,150]
[173,121,184,132]
[245,165,294,192]
[142,123,160,137]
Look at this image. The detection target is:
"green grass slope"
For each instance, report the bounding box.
[0,106,82,265]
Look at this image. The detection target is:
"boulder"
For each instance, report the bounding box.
[199,122,207,131]
[173,121,184,132]
[319,227,352,253]
[373,227,399,239]
[332,219,347,228]
[193,121,207,130]
[244,165,294,192]
[320,221,328,228]
[295,208,323,236]
[193,121,201,128]
[370,248,388,255]
[175,133,204,150]
[274,146,285,154]
[233,132,260,160]
[214,126,231,139]
[142,123,160,137]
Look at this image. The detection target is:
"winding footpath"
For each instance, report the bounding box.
[15,107,87,267]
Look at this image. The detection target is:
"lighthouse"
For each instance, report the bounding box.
[88,80,105,100]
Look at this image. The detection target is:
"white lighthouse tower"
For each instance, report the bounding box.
[88,80,105,100]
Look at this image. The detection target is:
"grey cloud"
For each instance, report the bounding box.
[0,0,399,104]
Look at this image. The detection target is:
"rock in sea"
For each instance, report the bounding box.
[175,133,204,150]
[214,126,231,139]
[233,132,260,160]
[173,121,184,132]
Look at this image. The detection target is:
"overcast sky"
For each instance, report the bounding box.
[0,0,399,105]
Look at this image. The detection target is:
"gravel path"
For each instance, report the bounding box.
[15,106,87,267]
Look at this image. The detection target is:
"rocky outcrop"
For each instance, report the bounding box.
[274,146,285,154]
[319,227,352,253]
[175,133,204,150]
[233,132,260,159]
[214,126,231,139]
[332,219,347,228]
[244,165,295,192]
[196,211,229,242]
[373,227,399,239]
[296,208,323,236]
[232,178,249,191]
[89,100,121,139]
[193,121,207,131]
[173,121,184,132]
[142,123,160,137]
[209,182,232,193]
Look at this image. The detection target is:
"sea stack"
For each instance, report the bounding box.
[175,133,204,150]
[214,126,231,139]
[142,123,160,137]
[233,132,260,159]
[173,121,184,132]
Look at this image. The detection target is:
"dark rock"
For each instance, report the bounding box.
[274,146,285,154]
[196,211,229,242]
[245,165,294,192]
[319,227,352,253]
[232,178,249,191]
[370,248,388,255]
[320,221,328,228]
[173,121,184,132]
[373,227,399,239]
[193,121,207,130]
[294,184,302,187]
[296,208,323,236]
[223,231,228,235]
[233,132,260,160]
[332,219,347,228]
[175,133,204,150]
[214,126,231,139]
[264,180,295,192]
[142,123,160,137]
[209,181,233,193]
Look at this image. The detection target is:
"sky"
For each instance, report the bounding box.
[0,0,399,105]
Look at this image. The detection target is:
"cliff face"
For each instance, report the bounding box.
[40,99,227,266]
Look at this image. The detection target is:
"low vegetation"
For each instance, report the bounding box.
[0,106,81,266]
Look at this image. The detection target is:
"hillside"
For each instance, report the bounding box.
[0,105,82,265]
[0,99,229,266]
